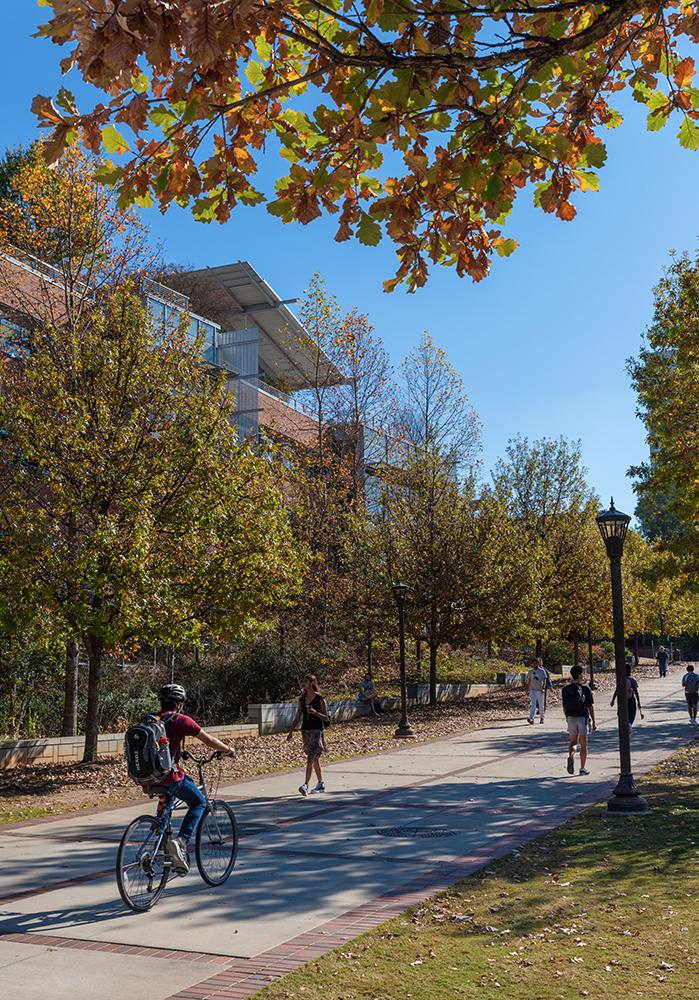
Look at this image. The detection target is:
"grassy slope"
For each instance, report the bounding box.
[259,740,699,1000]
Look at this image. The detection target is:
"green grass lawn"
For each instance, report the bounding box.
[259,740,699,1000]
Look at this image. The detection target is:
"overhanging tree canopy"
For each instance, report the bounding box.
[34,2,699,289]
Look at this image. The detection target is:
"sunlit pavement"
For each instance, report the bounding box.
[0,667,693,1000]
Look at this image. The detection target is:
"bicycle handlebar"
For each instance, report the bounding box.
[181,749,227,765]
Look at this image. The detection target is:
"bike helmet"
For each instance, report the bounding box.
[159,683,186,704]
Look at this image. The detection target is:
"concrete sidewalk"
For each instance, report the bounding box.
[0,668,694,1000]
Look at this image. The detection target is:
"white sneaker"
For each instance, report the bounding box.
[298,783,309,797]
[579,768,590,776]
[311,782,325,794]
[167,836,189,874]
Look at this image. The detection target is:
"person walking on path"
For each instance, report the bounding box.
[562,665,597,776]
[526,657,548,725]
[287,673,330,796]
[610,664,644,727]
[657,645,669,678]
[681,663,699,725]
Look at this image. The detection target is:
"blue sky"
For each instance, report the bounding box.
[5,6,699,518]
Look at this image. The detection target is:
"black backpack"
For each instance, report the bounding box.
[124,712,175,786]
[562,682,588,717]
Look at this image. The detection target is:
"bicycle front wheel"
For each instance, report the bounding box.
[195,800,238,886]
[116,815,169,912]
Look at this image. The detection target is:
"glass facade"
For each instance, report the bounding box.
[145,288,260,442]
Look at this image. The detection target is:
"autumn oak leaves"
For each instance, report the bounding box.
[32,2,699,289]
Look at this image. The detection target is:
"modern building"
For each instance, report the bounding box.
[0,249,345,448]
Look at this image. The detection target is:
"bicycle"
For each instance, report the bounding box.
[116,749,238,912]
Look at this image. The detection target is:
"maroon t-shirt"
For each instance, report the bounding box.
[163,712,201,782]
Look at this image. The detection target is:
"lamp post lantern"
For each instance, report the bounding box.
[596,498,648,814]
[392,580,414,739]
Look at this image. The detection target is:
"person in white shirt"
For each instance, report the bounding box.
[526,657,548,725]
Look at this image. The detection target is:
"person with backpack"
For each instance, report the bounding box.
[562,664,597,776]
[287,673,330,796]
[610,664,644,727]
[124,683,234,874]
[681,663,699,725]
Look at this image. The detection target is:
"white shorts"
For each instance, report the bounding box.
[567,717,588,738]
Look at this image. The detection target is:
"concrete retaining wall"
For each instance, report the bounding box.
[249,676,528,735]
[0,722,258,769]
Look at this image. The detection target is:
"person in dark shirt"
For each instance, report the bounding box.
[156,683,234,874]
[656,645,669,678]
[610,664,644,726]
[562,665,597,776]
[287,673,330,796]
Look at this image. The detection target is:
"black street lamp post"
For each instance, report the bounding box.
[596,499,648,814]
[392,580,414,739]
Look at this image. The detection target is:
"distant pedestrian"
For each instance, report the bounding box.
[562,664,597,776]
[358,674,383,717]
[526,657,548,725]
[287,673,330,797]
[682,663,699,726]
[657,645,669,678]
[610,664,644,726]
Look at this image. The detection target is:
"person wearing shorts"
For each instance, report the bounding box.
[682,664,699,725]
[287,673,330,796]
[562,665,597,776]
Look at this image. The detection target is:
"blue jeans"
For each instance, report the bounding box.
[163,774,206,843]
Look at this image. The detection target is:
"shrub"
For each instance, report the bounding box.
[436,653,521,684]
[543,640,573,668]
[0,635,63,738]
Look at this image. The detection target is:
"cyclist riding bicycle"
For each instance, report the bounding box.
[154,683,234,875]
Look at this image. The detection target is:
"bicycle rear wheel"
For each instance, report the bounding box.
[116,815,169,911]
[195,800,238,886]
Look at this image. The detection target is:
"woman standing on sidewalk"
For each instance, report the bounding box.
[287,673,330,796]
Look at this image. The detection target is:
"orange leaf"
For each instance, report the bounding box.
[557,201,577,221]
[675,57,695,89]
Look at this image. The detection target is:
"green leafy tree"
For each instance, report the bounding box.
[493,436,598,656]
[0,288,301,760]
[383,451,480,706]
[629,251,699,565]
[0,141,159,734]
[33,3,699,289]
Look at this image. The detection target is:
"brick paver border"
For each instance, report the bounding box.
[0,931,236,966]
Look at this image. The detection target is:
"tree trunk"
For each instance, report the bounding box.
[535,637,542,658]
[633,632,639,666]
[366,626,373,679]
[573,637,579,668]
[82,634,103,763]
[61,638,79,737]
[429,643,438,708]
[487,640,492,658]
[416,637,422,682]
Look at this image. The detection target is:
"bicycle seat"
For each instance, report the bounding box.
[144,785,170,797]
